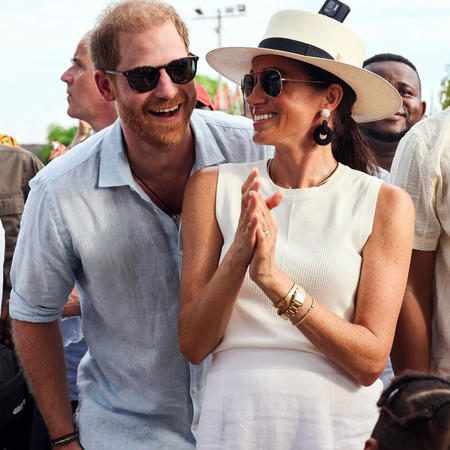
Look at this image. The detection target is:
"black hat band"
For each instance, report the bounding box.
[258,37,334,61]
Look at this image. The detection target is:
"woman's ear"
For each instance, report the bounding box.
[94,70,117,103]
[364,437,380,450]
[323,83,344,114]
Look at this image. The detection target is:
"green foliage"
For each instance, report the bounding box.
[440,65,450,111]
[195,74,220,101]
[195,73,243,115]
[41,124,77,164]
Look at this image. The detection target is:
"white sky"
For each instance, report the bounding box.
[1,0,449,144]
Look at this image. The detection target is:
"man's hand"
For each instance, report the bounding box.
[62,287,81,317]
[0,299,11,345]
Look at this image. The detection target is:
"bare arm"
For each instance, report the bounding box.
[178,167,255,364]
[391,249,434,374]
[70,120,91,147]
[62,287,81,317]
[180,171,414,385]
[178,167,282,364]
[250,183,415,386]
[12,319,82,449]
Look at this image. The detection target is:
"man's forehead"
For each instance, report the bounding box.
[73,38,89,60]
[366,60,420,87]
[116,23,187,68]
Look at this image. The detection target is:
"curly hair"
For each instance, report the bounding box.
[294,60,378,175]
[371,372,450,450]
[89,0,189,71]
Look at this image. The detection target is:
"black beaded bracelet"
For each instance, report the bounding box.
[50,430,79,449]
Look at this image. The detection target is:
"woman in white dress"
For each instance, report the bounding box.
[178,10,414,450]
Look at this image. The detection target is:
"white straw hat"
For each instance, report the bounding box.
[206,10,401,123]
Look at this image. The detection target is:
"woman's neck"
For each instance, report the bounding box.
[269,146,337,189]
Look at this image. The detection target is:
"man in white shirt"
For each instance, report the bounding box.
[390,107,450,375]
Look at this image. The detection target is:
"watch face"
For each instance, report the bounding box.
[294,289,306,307]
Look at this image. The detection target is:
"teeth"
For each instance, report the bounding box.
[254,113,276,121]
[151,105,179,113]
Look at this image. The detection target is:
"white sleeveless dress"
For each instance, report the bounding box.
[196,160,384,450]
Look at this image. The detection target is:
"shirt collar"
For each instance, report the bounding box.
[98,111,228,188]
[190,110,226,173]
[98,119,133,189]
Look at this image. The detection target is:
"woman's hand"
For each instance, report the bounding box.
[227,168,262,270]
[242,176,283,286]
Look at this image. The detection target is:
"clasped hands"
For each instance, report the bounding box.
[231,167,283,285]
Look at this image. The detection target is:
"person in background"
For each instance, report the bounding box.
[195,83,214,111]
[49,120,93,161]
[62,31,118,133]
[0,136,44,449]
[178,9,413,450]
[359,54,426,388]
[9,1,273,449]
[47,31,119,164]
[364,372,450,450]
[359,53,426,181]
[390,107,450,376]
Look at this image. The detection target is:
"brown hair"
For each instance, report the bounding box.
[295,60,378,176]
[89,0,189,71]
[372,372,450,450]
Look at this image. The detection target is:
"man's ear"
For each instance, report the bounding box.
[364,437,380,450]
[419,100,427,121]
[94,70,116,103]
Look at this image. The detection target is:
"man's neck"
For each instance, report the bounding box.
[365,136,399,172]
[124,125,195,216]
[90,110,119,133]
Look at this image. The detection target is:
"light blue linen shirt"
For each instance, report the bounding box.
[10,110,273,450]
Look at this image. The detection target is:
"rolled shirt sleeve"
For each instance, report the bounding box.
[390,112,449,252]
[10,172,78,322]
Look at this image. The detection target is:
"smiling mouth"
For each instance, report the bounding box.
[253,113,277,122]
[149,104,180,117]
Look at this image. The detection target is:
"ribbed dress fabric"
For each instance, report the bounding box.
[196,160,384,450]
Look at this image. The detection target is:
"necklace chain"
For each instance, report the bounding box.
[130,168,179,217]
[267,158,338,188]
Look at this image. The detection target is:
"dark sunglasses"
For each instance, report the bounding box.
[101,55,199,93]
[241,68,324,100]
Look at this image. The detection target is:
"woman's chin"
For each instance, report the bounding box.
[252,130,272,147]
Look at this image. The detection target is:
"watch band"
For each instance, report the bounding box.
[278,285,306,320]
[272,282,297,308]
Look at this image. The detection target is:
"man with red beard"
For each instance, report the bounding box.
[358,54,426,181]
[8,1,272,450]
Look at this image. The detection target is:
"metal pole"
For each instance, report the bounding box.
[217,9,223,109]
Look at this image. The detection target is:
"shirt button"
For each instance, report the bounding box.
[179,249,183,257]
[194,425,199,431]
[192,385,198,393]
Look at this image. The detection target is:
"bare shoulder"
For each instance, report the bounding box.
[186,166,219,190]
[376,182,414,217]
[183,167,219,208]
[373,182,414,239]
